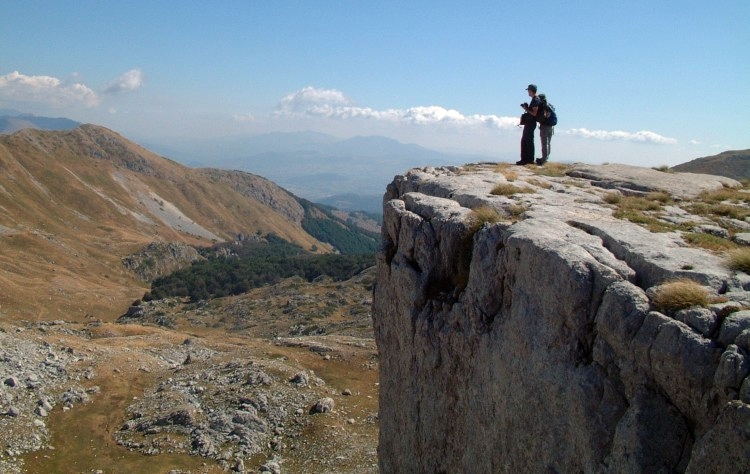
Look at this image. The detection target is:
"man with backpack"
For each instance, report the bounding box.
[536,93,557,165]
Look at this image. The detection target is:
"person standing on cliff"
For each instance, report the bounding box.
[536,93,555,165]
[517,84,540,165]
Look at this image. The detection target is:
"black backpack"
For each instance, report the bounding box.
[544,104,558,126]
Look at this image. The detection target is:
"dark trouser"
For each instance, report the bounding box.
[521,123,536,163]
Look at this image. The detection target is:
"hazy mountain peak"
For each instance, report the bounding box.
[0,111,81,134]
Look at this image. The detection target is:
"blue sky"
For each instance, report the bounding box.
[1,0,748,167]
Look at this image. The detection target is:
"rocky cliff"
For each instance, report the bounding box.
[373,163,750,473]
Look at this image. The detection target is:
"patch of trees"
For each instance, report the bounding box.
[298,199,380,254]
[144,236,375,302]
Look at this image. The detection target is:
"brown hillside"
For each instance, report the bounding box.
[0,125,330,321]
[672,149,750,181]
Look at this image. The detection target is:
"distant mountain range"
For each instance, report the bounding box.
[145,132,502,212]
[0,110,81,134]
[672,149,750,181]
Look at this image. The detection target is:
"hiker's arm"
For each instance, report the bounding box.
[522,103,539,116]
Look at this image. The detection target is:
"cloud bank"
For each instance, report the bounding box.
[0,69,146,109]
[567,128,677,145]
[274,86,519,130]
[0,71,100,107]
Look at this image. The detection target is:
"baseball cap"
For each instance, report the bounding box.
[526,84,537,92]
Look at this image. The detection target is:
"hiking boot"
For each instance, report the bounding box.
[535,158,548,165]
[515,160,533,165]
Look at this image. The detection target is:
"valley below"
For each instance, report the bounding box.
[1,270,379,474]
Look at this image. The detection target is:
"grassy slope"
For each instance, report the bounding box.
[672,149,750,181]
[0,126,329,321]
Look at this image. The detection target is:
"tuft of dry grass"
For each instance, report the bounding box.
[711,203,750,220]
[698,187,750,204]
[682,232,737,252]
[651,278,710,313]
[506,204,529,219]
[531,162,571,177]
[617,195,663,211]
[501,169,519,182]
[467,206,502,233]
[491,183,534,196]
[725,248,750,274]
[609,192,676,232]
[652,165,673,173]
[603,192,622,204]
[612,209,676,233]
[645,191,672,203]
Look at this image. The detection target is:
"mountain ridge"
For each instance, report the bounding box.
[0,125,344,320]
[0,112,81,134]
[672,149,750,181]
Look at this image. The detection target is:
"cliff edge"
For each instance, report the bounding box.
[373,163,750,473]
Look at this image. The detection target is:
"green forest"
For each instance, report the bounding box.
[145,235,375,302]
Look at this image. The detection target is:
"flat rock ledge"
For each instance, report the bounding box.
[373,163,750,473]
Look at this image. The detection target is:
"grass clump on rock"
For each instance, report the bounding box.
[467,206,502,234]
[683,232,737,252]
[725,248,750,274]
[698,186,750,204]
[603,192,622,204]
[506,204,529,220]
[491,183,534,197]
[531,162,571,177]
[650,278,710,314]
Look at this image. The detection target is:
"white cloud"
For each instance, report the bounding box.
[566,128,677,145]
[274,86,518,130]
[104,69,144,94]
[277,86,353,114]
[689,139,701,145]
[0,70,99,107]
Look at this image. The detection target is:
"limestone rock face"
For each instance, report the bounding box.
[122,241,205,282]
[373,163,750,473]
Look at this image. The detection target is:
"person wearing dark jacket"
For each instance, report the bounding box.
[517,84,540,165]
